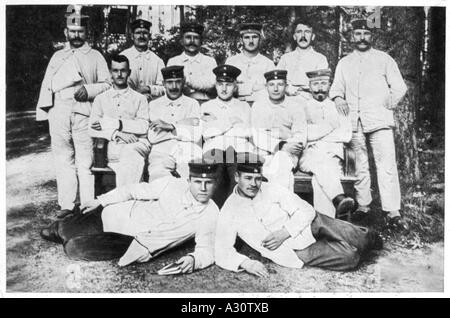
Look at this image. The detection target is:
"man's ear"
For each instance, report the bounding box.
[233,82,238,94]
[64,28,68,38]
[311,33,316,42]
[234,172,240,183]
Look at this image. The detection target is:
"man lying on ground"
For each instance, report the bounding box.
[215,153,383,276]
[40,160,220,273]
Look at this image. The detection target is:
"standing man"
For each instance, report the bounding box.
[167,22,217,104]
[277,19,328,98]
[40,160,220,271]
[226,23,275,104]
[121,19,165,101]
[329,19,408,229]
[299,69,353,218]
[89,54,151,186]
[251,70,307,191]
[147,65,203,181]
[202,64,255,206]
[215,154,382,275]
[36,13,110,218]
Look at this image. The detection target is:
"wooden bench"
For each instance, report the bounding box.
[92,138,357,201]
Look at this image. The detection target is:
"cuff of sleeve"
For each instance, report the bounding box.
[97,192,114,207]
[187,252,198,270]
[233,254,251,272]
[118,239,152,267]
[84,85,95,99]
[99,117,120,131]
[284,221,301,239]
[111,130,119,141]
[329,93,344,101]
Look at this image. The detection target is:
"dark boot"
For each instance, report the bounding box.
[332,194,355,218]
[40,221,63,244]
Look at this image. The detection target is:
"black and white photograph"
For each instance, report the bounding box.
[2,1,446,296]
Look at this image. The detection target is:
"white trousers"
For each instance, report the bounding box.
[350,121,401,214]
[299,148,344,218]
[107,140,151,187]
[147,139,203,182]
[48,101,94,210]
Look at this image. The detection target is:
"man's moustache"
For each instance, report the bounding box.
[357,40,370,45]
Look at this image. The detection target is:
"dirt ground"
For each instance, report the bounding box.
[5,111,444,293]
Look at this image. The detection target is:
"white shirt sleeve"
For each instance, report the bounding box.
[97,177,171,206]
[214,207,249,272]
[189,206,218,270]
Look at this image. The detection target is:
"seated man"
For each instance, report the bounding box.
[89,54,150,186]
[299,69,354,218]
[147,65,203,181]
[202,64,255,207]
[215,153,382,275]
[40,160,220,272]
[251,70,307,191]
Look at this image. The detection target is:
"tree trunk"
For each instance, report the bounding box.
[333,6,342,65]
[284,7,297,53]
[180,5,185,23]
[390,7,424,183]
[425,7,445,145]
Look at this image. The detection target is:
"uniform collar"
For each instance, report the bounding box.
[232,185,265,205]
[268,96,287,108]
[353,47,374,58]
[181,51,202,63]
[132,45,152,59]
[216,97,236,109]
[63,42,92,55]
[294,46,314,57]
[240,52,261,64]
[110,86,130,98]
[164,94,184,107]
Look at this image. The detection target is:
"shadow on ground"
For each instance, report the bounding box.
[6,111,50,160]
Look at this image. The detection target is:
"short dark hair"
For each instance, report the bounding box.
[292,18,315,31]
[109,54,130,68]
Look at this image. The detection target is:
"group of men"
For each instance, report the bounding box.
[38,11,408,276]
